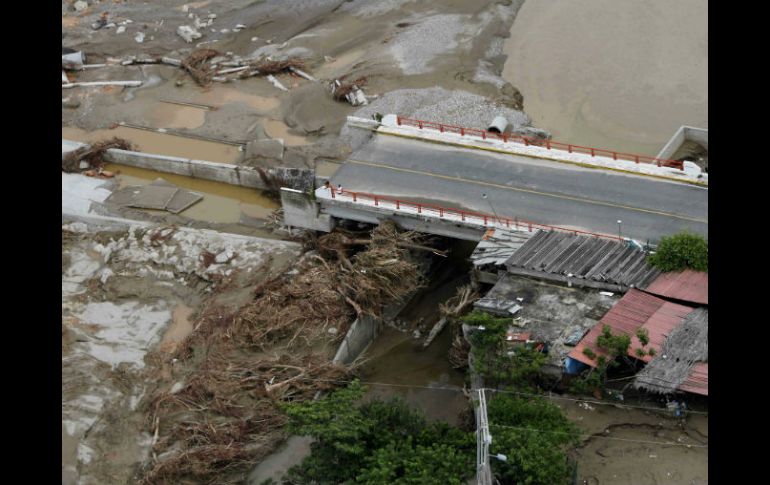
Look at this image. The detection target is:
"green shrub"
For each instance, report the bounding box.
[488,395,580,485]
[635,328,649,346]
[648,231,708,272]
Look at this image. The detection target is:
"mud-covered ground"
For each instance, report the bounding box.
[61,220,301,484]
[62,0,532,171]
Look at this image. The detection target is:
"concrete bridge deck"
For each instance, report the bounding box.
[330,136,707,243]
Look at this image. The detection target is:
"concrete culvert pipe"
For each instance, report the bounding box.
[488,116,509,134]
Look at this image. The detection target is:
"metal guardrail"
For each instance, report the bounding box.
[325,187,625,242]
[395,116,684,170]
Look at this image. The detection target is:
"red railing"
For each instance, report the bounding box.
[327,187,624,242]
[395,116,684,170]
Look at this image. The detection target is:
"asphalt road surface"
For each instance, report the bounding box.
[330,135,708,243]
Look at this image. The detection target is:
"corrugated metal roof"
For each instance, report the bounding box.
[679,362,708,396]
[568,289,694,367]
[643,269,708,305]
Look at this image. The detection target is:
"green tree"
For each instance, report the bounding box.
[648,231,708,272]
[488,394,580,485]
[463,311,545,390]
[281,381,475,484]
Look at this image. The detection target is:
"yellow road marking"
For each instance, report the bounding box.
[345,158,708,224]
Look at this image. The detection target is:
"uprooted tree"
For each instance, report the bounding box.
[139,221,435,484]
[62,137,133,173]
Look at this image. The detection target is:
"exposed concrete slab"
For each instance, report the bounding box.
[106,179,204,214]
[165,190,204,214]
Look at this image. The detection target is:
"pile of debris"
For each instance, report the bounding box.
[139,221,432,483]
[61,137,132,176]
[62,49,315,90]
[331,76,372,106]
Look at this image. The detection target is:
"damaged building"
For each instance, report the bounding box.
[471,228,708,396]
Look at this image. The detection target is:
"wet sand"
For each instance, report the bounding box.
[503,0,707,156]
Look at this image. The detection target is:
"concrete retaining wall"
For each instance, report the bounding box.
[333,314,381,365]
[656,126,709,160]
[280,188,335,232]
[332,294,414,365]
[104,148,269,189]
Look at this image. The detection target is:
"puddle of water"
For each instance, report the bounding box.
[149,104,206,130]
[194,86,281,113]
[62,126,243,163]
[502,0,707,156]
[103,163,279,223]
[159,304,194,353]
[263,119,310,146]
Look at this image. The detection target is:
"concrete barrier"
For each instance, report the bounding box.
[104,148,268,189]
[368,116,708,186]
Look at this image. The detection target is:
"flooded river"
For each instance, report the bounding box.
[503,0,707,156]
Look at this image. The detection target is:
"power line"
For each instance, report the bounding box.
[488,423,707,449]
[485,388,708,415]
[199,372,707,416]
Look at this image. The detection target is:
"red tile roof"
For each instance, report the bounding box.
[643,270,708,305]
[679,362,708,396]
[568,289,694,367]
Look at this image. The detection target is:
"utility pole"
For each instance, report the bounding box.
[617,219,622,240]
[476,388,493,485]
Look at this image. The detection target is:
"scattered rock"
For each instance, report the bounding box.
[116,25,126,34]
[177,25,202,43]
[134,32,145,43]
[73,1,88,12]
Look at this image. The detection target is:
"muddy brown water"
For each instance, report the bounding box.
[502,0,707,156]
[62,126,243,163]
[103,163,279,223]
[554,398,708,484]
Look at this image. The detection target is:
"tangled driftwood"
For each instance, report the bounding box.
[181,48,221,86]
[62,137,133,173]
[140,221,432,484]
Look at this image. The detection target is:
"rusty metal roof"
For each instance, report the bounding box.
[569,289,694,367]
[679,362,708,396]
[643,269,708,305]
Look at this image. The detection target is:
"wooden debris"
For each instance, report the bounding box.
[62,80,143,88]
